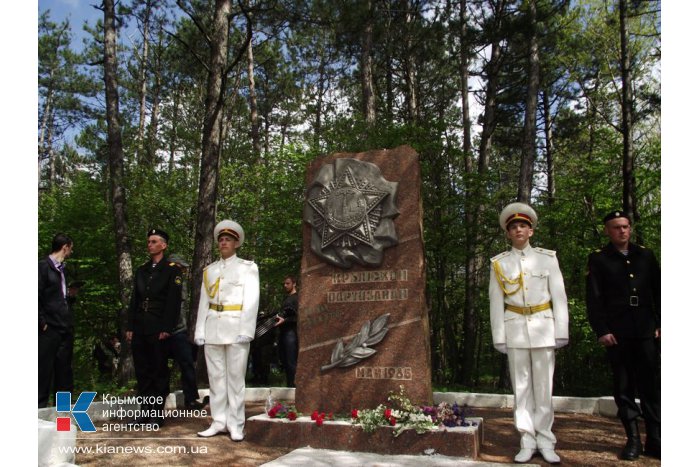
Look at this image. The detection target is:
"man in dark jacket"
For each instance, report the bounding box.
[38,233,75,408]
[586,211,661,460]
[126,229,182,427]
[275,275,299,387]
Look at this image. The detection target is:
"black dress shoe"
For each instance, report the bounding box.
[185,400,204,410]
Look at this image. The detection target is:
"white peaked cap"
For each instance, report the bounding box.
[499,202,538,231]
[214,219,245,246]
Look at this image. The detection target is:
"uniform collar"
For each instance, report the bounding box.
[220,254,238,266]
[605,241,638,256]
[510,243,533,256]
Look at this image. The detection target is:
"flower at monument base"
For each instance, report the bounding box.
[351,385,470,438]
[431,401,472,428]
[315,415,324,426]
[311,410,319,421]
[266,401,299,420]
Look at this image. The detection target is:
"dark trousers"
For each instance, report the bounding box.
[38,328,73,408]
[132,333,170,406]
[167,332,199,404]
[278,328,298,387]
[606,338,661,426]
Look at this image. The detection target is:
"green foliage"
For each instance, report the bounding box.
[38,0,659,397]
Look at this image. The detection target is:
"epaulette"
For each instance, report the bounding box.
[534,247,556,257]
[639,245,646,249]
[168,262,176,267]
[490,251,510,262]
[238,258,255,265]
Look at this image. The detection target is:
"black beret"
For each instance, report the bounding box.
[148,228,169,242]
[602,211,630,224]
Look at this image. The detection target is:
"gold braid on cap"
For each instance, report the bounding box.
[506,213,532,226]
[218,228,240,240]
[493,260,523,296]
[203,270,220,299]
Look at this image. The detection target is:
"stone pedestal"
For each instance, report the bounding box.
[296,146,432,414]
[245,414,484,458]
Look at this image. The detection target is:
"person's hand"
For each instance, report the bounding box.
[125,331,133,343]
[598,333,617,347]
[158,332,170,340]
[235,335,252,344]
[194,338,205,346]
[274,315,285,327]
[494,343,507,354]
[655,328,661,340]
[555,338,568,349]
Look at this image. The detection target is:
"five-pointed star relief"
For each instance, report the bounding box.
[308,167,389,248]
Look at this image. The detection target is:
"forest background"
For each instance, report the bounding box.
[32,0,666,400]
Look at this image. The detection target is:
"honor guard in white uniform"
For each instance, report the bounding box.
[195,220,259,441]
[489,203,569,464]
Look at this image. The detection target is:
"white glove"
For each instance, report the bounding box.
[555,338,568,349]
[494,343,507,354]
[194,338,205,346]
[234,335,252,344]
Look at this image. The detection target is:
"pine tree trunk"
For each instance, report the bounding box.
[619,0,637,224]
[403,0,418,123]
[103,0,135,385]
[543,89,555,205]
[459,0,477,387]
[314,44,327,149]
[247,35,262,158]
[360,0,376,126]
[137,0,152,166]
[189,0,253,335]
[517,0,540,204]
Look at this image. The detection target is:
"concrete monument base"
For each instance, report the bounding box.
[245,414,484,458]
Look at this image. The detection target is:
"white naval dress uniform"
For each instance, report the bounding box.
[489,244,568,451]
[195,254,259,437]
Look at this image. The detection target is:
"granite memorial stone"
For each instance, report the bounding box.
[295,146,433,414]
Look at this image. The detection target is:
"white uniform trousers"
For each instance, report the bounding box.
[507,347,556,449]
[204,342,250,436]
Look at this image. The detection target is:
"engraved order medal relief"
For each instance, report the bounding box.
[304,158,399,268]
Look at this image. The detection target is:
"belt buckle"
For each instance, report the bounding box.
[214,304,224,312]
[630,296,639,307]
[522,306,532,316]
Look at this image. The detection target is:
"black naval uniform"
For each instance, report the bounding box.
[586,242,661,450]
[127,258,182,422]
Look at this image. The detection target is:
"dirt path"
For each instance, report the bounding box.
[74,404,661,466]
